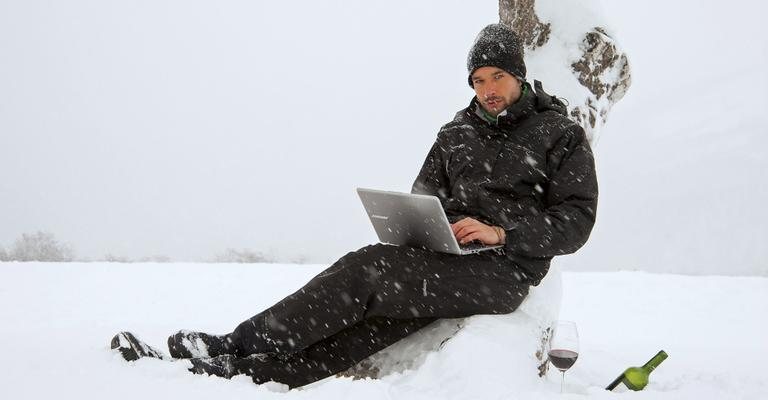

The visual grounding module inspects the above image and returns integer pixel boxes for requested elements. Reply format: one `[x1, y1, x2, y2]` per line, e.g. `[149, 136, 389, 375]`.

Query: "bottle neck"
[642, 350, 668, 372]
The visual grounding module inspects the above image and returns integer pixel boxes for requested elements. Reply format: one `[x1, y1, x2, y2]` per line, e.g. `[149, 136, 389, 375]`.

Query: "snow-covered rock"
[499, 0, 632, 144]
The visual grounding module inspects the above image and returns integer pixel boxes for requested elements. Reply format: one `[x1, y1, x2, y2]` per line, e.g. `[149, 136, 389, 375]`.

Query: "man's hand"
[451, 217, 505, 245]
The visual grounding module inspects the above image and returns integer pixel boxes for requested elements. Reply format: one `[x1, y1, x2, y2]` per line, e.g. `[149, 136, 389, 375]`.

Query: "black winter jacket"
[411, 82, 598, 285]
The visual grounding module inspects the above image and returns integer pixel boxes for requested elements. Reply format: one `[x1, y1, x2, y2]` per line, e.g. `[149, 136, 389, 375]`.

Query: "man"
[112, 23, 597, 389]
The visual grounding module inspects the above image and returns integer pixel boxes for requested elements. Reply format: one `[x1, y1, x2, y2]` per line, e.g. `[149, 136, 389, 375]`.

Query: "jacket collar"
[467, 81, 537, 131]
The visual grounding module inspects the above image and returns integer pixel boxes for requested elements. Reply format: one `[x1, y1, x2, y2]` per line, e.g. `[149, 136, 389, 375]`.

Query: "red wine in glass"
[548, 349, 579, 371]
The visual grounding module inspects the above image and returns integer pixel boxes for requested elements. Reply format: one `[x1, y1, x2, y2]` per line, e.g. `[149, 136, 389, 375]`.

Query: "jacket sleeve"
[411, 135, 451, 200]
[504, 124, 598, 258]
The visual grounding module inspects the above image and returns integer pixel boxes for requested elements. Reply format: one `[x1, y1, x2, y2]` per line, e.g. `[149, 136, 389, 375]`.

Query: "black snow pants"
[212, 243, 530, 387]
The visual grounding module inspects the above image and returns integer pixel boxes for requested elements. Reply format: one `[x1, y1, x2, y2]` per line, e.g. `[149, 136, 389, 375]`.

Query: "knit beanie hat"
[467, 24, 526, 87]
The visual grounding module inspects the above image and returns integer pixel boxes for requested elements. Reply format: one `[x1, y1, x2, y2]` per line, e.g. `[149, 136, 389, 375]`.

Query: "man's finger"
[456, 217, 476, 227]
[460, 224, 486, 240]
[460, 232, 480, 244]
[451, 218, 466, 235]
[451, 218, 472, 234]
[455, 224, 472, 238]
[456, 225, 480, 240]
[455, 224, 474, 238]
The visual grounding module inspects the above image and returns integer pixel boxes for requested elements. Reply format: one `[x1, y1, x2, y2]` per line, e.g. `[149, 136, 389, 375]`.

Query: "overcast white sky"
[1, 0, 766, 273]
[0, 0, 500, 262]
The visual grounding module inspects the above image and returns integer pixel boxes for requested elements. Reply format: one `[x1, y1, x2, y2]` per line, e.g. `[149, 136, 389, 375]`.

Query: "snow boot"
[111, 331, 167, 361]
[168, 330, 235, 359]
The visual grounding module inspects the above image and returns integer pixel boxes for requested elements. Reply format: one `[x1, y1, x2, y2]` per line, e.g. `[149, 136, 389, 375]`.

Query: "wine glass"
[548, 320, 579, 393]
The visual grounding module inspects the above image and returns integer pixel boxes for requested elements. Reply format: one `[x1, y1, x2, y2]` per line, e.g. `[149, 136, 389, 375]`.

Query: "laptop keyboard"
[459, 241, 489, 252]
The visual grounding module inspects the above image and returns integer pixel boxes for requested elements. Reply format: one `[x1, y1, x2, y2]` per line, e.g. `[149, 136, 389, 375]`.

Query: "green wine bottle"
[605, 350, 668, 391]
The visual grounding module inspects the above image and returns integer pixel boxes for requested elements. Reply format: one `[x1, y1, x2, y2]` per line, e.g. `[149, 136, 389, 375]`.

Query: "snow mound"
[342, 265, 562, 384]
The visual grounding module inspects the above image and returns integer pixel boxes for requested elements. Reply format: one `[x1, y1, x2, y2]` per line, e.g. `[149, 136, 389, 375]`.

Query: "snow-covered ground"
[1, 261, 765, 399]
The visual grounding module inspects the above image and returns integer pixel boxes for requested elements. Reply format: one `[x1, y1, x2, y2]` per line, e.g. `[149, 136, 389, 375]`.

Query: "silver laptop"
[356, 188, 503, 255]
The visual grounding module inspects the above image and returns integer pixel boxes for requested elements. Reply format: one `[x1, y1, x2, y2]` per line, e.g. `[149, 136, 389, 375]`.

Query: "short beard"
[481, 97, 506, 116]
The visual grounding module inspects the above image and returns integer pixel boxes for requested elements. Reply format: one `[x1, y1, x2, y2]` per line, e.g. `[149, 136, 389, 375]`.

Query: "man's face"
[470, 66, 522, 117]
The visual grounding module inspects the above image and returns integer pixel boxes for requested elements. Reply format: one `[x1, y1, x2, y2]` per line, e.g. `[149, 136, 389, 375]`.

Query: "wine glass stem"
[561, 371, 565, 393]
